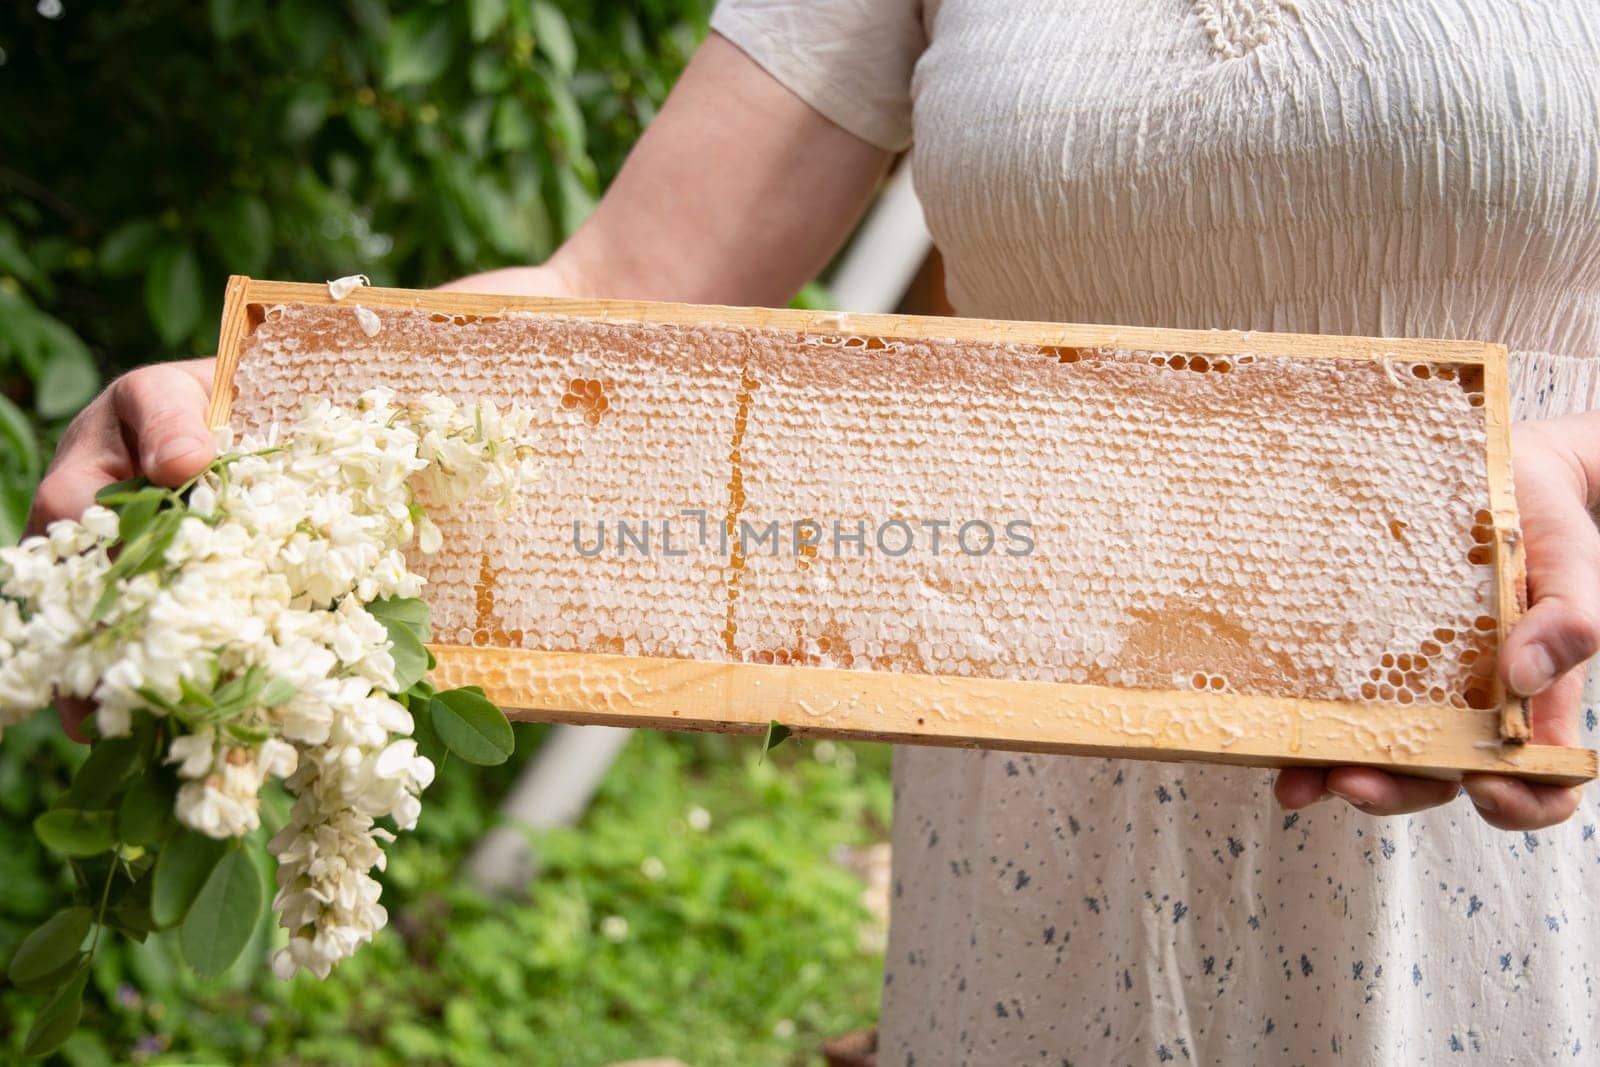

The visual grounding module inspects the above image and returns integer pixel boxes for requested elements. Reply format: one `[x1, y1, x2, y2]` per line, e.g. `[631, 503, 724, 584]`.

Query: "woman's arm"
[444, 33, 892, 305]
[27, 34, 891, 537]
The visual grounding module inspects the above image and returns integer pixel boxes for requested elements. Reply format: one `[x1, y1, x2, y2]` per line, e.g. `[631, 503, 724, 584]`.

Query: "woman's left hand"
[1276, 416, 1598, 830]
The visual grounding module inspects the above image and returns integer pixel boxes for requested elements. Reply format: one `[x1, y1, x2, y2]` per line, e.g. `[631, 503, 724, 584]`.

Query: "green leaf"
[177, 672, 217, 711]
[102, 508, 180, 587]
[383, 11, 455, 91]
[0, 394, 41, 476]
[454, 97, 493, 158]
[381, 615, 430, 692]
[6, 907, 91, 987]
[133, 686, 178, 715]
[492, 96, 536, 152]
[410, 695, 444, 766]
[0, 222, 42, 288]
[762, 720, 792, 760]
[544, 79, 586, 158]
[33, 809, 115, 857]
[152, 830, 229, 928]
[467, 0, 508, 41]
[104, 909, 155, 941]
[98, 219, 162, 277]
[180, 846, 264, 978]
[61, 732, 148, 809]
[114, 489, 165, 545]
[22, 965, 87, 1058]
[208, 0, 261, 40]
[94, 510, 183, 620]
[89, 571, 115, 612]
[505, 166, 553, 261]
[211, 194, 273, 275]
[367, 595, 431, 642]
[468, 49, 512, 94]
[277, 0, 340, 66]
[9, 952, 86, 995]
[94, 475, 151, 503]
[34, 342, 98, 421]
[0, 478, 28, 547]
[105, 866, 158, 938]
[212, 664, 266, 711]
[260, 676, 296, 707]
[145, 243, 204, 346]
[530, 1, 577, 77]
[346, 101, 383, 145]
[224, 721, 273, 744]
[429, 688, 514, 765]
[555, 164, 596, 236]
[118, 773, 175, 846]
[280, 81, 332, 143]
[128, 511, 182, 577]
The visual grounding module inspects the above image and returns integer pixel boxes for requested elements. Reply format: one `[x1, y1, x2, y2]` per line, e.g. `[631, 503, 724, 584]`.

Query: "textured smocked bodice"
[909, 2, 1600, 418]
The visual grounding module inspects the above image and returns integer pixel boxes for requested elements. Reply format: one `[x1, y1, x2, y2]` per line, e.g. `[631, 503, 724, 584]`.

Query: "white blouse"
[713, 1, 1600, 1062]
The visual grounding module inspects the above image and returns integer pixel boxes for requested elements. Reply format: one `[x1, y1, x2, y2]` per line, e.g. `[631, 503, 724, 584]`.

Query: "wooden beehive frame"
[210, 277, 1596, 786]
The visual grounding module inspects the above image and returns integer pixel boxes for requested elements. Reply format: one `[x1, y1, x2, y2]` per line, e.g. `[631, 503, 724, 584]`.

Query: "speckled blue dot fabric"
[885, 711, 1600, 1063]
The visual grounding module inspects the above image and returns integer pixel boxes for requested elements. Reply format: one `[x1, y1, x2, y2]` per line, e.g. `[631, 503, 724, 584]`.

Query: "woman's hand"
[1276, 416, 1596, 830]
[27, 359, 216, 536]
[26, 359, 216, 741]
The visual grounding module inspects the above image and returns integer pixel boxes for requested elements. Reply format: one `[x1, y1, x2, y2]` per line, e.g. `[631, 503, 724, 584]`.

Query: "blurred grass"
[7, 725, 891, 1066]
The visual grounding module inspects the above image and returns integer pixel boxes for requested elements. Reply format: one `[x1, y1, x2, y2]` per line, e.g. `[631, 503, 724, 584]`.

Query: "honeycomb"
[228, 302, 1504, 712]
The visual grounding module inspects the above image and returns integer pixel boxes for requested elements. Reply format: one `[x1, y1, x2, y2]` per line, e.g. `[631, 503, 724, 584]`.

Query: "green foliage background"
[0, 2, 888, 1063]
[0, 0, 706, 535]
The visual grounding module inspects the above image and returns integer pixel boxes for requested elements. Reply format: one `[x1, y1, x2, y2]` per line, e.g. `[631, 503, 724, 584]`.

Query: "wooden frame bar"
[209, 277, 1596, 786]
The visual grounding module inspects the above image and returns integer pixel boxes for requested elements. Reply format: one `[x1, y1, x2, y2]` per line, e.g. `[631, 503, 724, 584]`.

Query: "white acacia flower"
[0, 390, 538, 976]
[325, 274, 370, 301]
[168, 730, 299, 839]
[416, 515, 443, 554]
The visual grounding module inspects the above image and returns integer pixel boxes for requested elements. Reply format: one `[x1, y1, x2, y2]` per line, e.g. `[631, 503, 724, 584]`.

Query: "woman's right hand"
[27, 359, 217, 537]
[26, 358, 216, 741]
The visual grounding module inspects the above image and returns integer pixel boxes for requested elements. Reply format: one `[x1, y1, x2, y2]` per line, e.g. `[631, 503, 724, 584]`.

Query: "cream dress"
[713, 2, 1600, 1062]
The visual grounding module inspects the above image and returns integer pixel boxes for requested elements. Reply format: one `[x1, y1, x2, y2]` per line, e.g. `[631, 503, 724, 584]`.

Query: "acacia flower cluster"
[0, 389, 537, 985]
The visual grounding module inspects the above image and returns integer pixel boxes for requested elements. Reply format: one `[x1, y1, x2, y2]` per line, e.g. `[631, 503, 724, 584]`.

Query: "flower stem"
[88, 851, 117, 957]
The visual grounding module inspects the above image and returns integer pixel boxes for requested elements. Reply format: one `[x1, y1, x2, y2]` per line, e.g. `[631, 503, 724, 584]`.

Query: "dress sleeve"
[710, 0, 926, 151]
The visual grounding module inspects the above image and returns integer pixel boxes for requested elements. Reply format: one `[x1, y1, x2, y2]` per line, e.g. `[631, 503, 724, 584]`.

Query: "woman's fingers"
[1273, 765, 1458, 816]
[109, 360, 216, 486]
[1461, 774, 1583, 830]
[1522, 635, 1587, 749]
[29, 461, 131, 536]
[1423, 424, 1598, 831]
[1273, 767, 1328, 808]
[1499, 509, 1600, 698]
[1501, 424, 1600, 698]
[27, 360, 215, 536]
[1275, 762, 1580, 826]
[1323, 766, 1460, 815]
[1460, 669, 1587, 830]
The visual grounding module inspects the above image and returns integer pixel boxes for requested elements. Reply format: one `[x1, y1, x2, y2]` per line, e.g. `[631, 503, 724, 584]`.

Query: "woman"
[31, 2, 1600, 1061]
